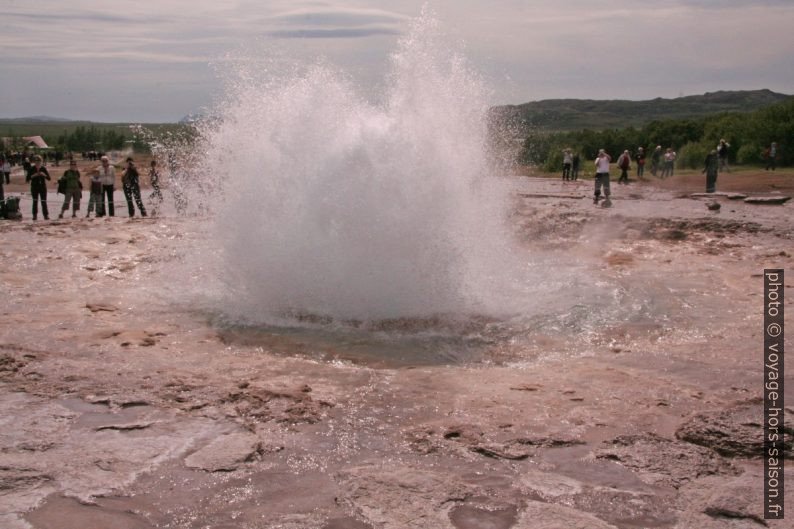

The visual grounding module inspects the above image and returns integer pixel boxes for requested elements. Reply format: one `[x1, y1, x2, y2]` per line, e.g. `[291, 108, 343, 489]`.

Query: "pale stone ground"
[0, 175, 792, 528]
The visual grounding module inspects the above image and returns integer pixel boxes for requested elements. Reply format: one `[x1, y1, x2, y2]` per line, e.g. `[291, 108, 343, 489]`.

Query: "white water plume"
[198, 13, 517, 324]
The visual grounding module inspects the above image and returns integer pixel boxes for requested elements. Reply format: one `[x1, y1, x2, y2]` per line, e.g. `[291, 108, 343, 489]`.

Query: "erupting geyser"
[198, 14, 516, 325]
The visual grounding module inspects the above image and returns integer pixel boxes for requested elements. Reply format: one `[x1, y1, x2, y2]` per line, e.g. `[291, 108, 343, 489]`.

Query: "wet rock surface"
[594, 432, 740, 487]
[675, 401, 794, 458]
[183, 432, 263, 472]
[0, 179, 792, 527]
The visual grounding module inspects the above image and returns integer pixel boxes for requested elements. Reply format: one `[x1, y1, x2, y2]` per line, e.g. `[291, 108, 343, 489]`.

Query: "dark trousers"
[31, 186, 49, 219]
[765, 159, 777, 171]
[562, 163, 571, 180]
[594, 172, 611, 198]
[637, 164, 644, 178]
[650, 160, 659, 176]
[706, 170, 717, 193]
[123, 183, 147, 217]
[100, 184, 115, 216]
[3, 172, 9, 184]
[618, 168, 629, 184]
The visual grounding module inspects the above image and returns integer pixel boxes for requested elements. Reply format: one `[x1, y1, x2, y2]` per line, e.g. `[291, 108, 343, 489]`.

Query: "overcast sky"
[1, 0, 792, 122]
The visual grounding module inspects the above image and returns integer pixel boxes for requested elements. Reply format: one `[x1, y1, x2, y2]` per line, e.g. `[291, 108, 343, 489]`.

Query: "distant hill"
[492, 89, 792, 133]
[0, 115, 77, 123]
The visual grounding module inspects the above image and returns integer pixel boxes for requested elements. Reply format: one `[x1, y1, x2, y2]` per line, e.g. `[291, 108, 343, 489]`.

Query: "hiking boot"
[602, 198, 613, 208]
[593, 195, 600, 205]
[58, 213, 64, 219]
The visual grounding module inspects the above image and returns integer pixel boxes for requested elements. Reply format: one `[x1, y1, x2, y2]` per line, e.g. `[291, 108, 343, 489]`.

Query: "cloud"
[264, 7, 408, 39]
[266, 27, 402, 39]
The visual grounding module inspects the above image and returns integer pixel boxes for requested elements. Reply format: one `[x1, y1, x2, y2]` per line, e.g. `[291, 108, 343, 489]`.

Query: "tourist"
[593, 149, 612, 207]
[121, 157, 147, 217]
[617, 150, 631, 184]
[661, 148, 676, 178]
[635, 147, 646, 179]
[25, 155, 51, 220]
[562, 148, 573, 181]
[572, 152, 581, 180]
[650, 145, 662, 177]
[703, 150, 718, 193]
[764, 142, 778, 171]
[148, 160, 163, 216]
[97, 155, 116, 217]
[717, 139, 730, 172]
[58, 160, 82, 218]
[1, 156, 10, 185]
[85, 168, 104, 218]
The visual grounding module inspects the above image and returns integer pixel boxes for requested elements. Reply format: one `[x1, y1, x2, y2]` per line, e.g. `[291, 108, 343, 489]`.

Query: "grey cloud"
[269, 9, 409, 27]
[263, 7, 407, 39]
[0, 10, 160, 24]
[266, 27, 402, 39]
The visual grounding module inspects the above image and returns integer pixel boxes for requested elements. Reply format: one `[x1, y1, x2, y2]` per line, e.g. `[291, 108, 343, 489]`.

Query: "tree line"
[519, 97, 794, 172]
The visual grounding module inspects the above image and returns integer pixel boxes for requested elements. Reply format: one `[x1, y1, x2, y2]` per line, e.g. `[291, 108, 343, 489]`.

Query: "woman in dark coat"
[703, 150, 718, 193]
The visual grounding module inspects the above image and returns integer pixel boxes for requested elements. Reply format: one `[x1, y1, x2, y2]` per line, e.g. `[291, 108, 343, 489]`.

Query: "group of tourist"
[9, 154, 161, 221]
[559, 139, 783, 208]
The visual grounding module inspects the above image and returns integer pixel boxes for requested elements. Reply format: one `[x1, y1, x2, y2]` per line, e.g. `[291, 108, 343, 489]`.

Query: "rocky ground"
[0, 172, 792, 528]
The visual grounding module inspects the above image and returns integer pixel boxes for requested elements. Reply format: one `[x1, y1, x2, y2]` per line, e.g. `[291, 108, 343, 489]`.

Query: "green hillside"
[493, 89, 791, 133]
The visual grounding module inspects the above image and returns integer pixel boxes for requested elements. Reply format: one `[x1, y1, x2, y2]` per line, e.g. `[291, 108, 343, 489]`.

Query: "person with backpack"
[617, 150, 631, 184]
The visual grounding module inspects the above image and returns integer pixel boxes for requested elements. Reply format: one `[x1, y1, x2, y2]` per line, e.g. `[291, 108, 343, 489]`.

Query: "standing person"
[703, 150, 719, 193]
[1, 156, 10, 184]
[717, 139, 730, 173]
[593, 149, 612, 207]
[562, 148, 573, 181]
[572, 152, 581, 180]
[650, 145, 662, 176]
[25, 155, 51, 220]
[121, 157, 147, 217]
[58, 160, 82, 218]
[765, 142, 778, 171]
[85, 168, 104, 218]
[97, 155, 116, 217]
[148, 159, 163, 216]
[662, 148, 676, 178]
[635, 147, 646, 179]
[617, 150, 631, 184]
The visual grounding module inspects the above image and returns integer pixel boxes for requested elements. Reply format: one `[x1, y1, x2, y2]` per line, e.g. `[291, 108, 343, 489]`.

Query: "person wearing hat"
[121, 157, 147, 217]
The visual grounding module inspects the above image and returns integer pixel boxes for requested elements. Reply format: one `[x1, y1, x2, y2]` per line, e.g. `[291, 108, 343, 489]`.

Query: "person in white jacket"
[594, 149, 612, 207]
[97, 155, 116, 217]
